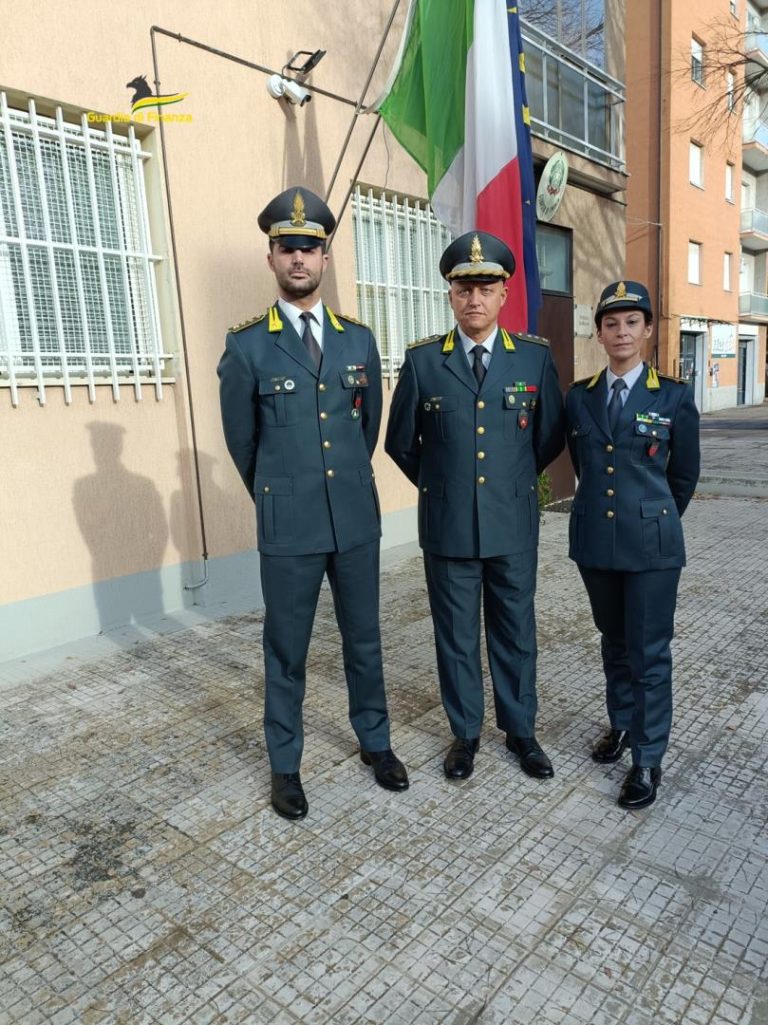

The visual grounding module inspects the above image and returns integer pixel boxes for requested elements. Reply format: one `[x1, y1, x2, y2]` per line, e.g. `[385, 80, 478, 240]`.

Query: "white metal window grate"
[352, 185, 454, 379]
[0, 92, 169, 406]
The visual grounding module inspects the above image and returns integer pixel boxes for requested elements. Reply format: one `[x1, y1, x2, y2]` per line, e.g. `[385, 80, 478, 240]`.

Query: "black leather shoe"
[443, 737, 480, 779]
[592, 728, 631, 764]
[270, 772, 308, 820]
[505, 735, 554, 778]
[618, 765, 661, 810]
[360, 749, 409, 791]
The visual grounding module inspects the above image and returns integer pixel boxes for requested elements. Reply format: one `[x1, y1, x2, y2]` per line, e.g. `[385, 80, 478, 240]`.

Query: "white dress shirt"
[606, 360, 644, 407]
[457, 323, 497, 372]
[277, 297, 325, 351]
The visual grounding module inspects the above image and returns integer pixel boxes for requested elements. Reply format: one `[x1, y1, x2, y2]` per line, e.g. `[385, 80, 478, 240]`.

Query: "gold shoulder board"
[408, 334, 442, 349]
[334, 310, 365, 327]
[229, 312, 266, 333]
[516, 331, 550, 346]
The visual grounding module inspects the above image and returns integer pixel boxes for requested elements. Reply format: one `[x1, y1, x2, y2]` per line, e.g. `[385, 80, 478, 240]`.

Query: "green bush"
[537, 472, 552, 521]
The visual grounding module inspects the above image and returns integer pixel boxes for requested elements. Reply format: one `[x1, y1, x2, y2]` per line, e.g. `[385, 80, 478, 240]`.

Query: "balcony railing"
[743, 119, 768, 147]
[740, 207, 768, 235]
[521, 25, 625, 171]
[745, 31, 768, 68]
[739, 291, 768, 317]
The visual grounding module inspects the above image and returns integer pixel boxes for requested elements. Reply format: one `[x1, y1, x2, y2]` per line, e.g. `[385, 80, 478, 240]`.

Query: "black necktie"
[608, 378, 627, 433]
[299, 311, 322, 370]
[471, 344, 486, 387]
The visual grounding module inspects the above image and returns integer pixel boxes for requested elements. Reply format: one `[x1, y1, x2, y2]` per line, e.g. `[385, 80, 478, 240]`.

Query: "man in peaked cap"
[566, 280, 699, 810]
[385, 230, 565, 782]
[218, 186, 408, 820]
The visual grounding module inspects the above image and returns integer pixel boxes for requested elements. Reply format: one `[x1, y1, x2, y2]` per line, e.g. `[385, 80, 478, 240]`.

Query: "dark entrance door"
[737, 339, 748, 405]
[679, 332, 698, 386]
[537, 294, 574, 502]
[535, 223, 574, 501]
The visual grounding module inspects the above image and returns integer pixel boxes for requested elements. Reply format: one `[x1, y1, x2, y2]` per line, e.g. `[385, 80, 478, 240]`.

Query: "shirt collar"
[606, 360, 644, 395]
[456, 323, 497, 355]
[277, 297, 324, 343]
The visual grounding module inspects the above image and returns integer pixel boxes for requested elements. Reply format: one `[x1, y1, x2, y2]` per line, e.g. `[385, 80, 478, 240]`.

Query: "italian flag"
[376, 0, 540, 332]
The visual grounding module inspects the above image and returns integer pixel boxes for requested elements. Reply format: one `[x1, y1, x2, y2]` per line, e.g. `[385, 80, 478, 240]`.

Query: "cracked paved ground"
[1, 409, 767, 1025]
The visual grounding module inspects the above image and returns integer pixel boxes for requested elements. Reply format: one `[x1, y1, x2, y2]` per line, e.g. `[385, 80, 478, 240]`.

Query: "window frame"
[723, 251, 732, 291]
[725, 162, 734, 202]
[688, 241, 702, 285]
[351, 184, 454, 380]
[0, 92, 169, 407]
[691, 37, 705, 86]
[689, 141, 704, 188]
[726, 70, 736, 113]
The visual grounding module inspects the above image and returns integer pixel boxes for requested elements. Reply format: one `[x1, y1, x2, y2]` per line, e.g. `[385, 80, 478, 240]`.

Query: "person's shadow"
[170, 448, 245, 610]
[73, 422, 174, 642]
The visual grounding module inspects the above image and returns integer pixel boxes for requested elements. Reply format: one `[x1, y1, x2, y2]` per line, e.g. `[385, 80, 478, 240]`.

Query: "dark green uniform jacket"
[218, 305, 382, 556]
[566, 365, 700, 571]
[385, 327, 565, 558]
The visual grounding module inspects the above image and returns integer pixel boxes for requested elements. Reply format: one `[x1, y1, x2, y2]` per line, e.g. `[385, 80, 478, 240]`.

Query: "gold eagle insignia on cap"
[291, 190, 306, 227]
[615, 281, 627, 299]
[469, 234, 484, 264]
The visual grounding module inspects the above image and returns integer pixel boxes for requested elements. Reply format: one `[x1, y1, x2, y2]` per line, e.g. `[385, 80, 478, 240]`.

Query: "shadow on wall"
[170, 447, 231, 569]
[73, 421, 184, 644]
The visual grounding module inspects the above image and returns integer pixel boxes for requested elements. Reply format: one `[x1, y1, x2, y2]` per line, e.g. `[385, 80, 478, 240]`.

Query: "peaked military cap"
[595, 280, 652, 324]
[258, 186, 335, 249]
[439, 230, 515, 282]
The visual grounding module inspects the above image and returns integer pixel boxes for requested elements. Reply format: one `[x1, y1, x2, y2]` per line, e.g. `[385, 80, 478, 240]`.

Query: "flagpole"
[324, 0, 403, 204]
[327, 114, 382, 254]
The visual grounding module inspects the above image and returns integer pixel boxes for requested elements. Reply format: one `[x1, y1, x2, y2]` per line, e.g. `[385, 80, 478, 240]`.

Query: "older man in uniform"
[218, 186, 408, 819]
[385, 231, 565, 781]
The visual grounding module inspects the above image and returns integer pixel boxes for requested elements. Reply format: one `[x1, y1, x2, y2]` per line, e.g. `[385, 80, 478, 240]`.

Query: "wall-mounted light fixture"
[266, 49, 327, 107]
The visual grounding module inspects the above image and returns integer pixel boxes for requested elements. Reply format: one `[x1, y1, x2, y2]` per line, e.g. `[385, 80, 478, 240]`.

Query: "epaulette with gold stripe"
[229, 311, 267, 333]
[578, 369, 604, 390]
[516, 331, 550, 346]
[325, 307, 345, 333]
[568, 374, 596, 389]
[331, 309, 365, 327]
[408, 334, 442, 349]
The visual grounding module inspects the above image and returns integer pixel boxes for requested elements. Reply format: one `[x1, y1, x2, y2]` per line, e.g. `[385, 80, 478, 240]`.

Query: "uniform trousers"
[578, 567, 681, 767]
[259, 540, 391, 772]
[423, 550, 538, 740]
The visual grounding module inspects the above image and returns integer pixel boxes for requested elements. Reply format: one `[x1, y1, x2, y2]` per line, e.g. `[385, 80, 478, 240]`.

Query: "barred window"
[352, 185, 453, 376]
[0, 92, 169, 406]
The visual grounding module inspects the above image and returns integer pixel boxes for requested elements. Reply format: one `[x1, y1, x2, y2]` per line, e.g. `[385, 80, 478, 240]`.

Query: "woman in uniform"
[566, 281, 700, 809]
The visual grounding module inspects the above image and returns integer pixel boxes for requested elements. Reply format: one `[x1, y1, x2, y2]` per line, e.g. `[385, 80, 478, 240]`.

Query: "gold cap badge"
[615, 281, 627, 299]
[291, 190, 306, 227]
[469, 234, 484, 264]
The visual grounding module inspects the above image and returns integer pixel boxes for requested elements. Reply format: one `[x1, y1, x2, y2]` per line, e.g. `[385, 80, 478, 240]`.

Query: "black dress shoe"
[360, 749, 409, 791]
[505, 735, 554, 778]
[270, 772, 308, 820]
[592, 728, 631, 764]
[443, 737, 480, 779]
[618, 765, 661, 810]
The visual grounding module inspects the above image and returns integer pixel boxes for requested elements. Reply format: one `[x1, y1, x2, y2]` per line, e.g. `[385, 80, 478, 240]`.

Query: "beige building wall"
[1, 1, 626, 660]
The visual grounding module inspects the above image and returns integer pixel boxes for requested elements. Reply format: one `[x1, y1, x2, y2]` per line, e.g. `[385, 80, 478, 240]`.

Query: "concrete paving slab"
[1, 420, 768, 1024]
